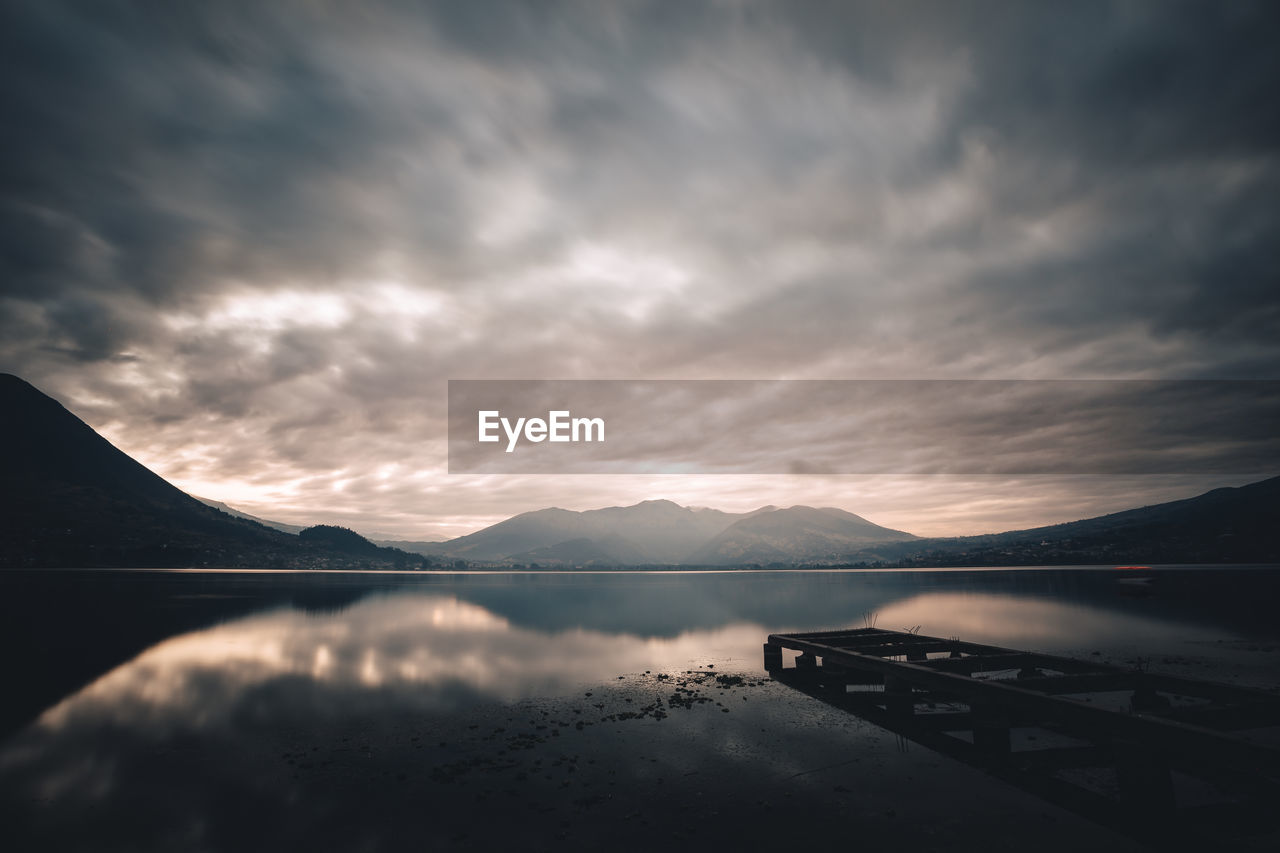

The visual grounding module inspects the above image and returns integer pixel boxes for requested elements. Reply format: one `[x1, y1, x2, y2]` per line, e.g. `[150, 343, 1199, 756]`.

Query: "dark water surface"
[2, 567, 1278, 851]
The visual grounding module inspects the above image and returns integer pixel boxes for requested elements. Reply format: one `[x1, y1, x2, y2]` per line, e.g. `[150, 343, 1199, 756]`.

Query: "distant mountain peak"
[426, 497, 919, 565]
[687, 504, 917, 565]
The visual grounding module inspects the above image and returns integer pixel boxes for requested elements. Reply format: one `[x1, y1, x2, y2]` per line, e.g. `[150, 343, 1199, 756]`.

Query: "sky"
[2, 1, 1278, 540]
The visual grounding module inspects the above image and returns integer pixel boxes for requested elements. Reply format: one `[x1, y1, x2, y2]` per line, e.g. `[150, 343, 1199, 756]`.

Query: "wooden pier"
[765, 627, 1280, 847]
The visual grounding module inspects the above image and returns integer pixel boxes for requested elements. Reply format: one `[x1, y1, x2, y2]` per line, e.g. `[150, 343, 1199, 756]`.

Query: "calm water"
[2, 567, 1278, 851]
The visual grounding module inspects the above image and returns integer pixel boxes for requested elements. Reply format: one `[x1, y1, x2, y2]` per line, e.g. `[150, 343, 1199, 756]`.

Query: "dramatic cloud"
[2, 1, 1277, 536]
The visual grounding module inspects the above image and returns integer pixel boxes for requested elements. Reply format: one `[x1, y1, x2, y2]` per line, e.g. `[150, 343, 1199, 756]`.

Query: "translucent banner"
[447, 379, 1280, 475]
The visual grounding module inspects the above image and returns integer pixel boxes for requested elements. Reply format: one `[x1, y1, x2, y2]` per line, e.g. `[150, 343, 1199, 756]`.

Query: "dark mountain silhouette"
[689, 506, 917, 565]
[844, 476, 1280, 567]
[579, 500, 758, 561]
[429, 499, 751, 563]
[427, 480, 1277, 568]
[0, 374, 419, 569]
[4, 373, 1274, 569]
[507, 534, 654, 567]
[426, 499, 916, 565]
[298, 525, 392, 557]
[429, 507, 595, 561]
[197, 498, 444, 553]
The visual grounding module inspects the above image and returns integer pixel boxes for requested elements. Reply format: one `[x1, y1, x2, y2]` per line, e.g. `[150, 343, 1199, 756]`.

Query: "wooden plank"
[768, 630, 1280, 775]
[917, 653, 1123, 678]
[784, 629, 1144, 675]
[1009, 744, 1111, 771]
[783, 627, 898, 642]
[811, 635, 1002, 656]
[1007, 672, 1141, 695]
[920, 653, 1046, 674]
[789, 629, 1005, 653]
[843, 640, 960, 657]
[769, 642, 1280, 847]
[894, 711, 973, 731]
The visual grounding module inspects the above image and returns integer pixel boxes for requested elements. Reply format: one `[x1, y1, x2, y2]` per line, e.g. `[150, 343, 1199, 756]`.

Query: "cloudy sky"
[3, 1, 1278, 539]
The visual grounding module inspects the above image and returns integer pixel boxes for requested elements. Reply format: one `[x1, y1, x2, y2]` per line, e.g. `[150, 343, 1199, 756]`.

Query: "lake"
[2, 566, 1278, 851]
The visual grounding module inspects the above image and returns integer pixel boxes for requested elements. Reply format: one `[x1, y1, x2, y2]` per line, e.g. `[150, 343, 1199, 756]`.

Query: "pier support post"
[819, 661, 850, 697]
[971, 702, 1011, 753]
[763, 643, 783, 673]
[795, 652, 818, 672]
[884, 675, 915, 716]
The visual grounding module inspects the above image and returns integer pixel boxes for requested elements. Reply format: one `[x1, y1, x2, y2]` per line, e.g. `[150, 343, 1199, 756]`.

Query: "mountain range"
[1, 373, 1276, 569]
[413, 500, 916, 566]
[867, 476, 1280, 568]
[410, 480, 1278, 567]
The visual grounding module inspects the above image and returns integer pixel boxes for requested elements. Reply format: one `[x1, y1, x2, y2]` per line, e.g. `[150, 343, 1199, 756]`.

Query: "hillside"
[431, 499, 749, 563]
[507, 534, 655, 567]
[0, 374, 421, 569]
[4, 373, 1273, 570]
[836, 477, 1280, 567]
[689, 506, 917, 565]
[428, 481, 1278, 568]
[425, 500, 918, 566]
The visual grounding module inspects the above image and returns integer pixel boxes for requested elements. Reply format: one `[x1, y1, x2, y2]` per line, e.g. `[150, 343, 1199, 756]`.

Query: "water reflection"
[871, 592, 1223, 650]
[33, 594, 767, 734]
[3, 569, 1276, 852]
[26, 586, 1235, 741]
[2, 567, 1277, 738]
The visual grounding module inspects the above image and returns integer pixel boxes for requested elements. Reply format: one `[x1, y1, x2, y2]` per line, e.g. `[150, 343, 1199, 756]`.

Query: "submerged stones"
[417, 669, 770, 788]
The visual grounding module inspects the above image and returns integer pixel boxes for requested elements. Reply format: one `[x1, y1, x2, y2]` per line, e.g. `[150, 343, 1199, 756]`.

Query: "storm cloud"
[2, 1, 1277, 537]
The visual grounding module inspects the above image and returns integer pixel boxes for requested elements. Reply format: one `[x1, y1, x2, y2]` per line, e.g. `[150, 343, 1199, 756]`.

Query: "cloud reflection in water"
[32, 594, 766, 734]
[0, 573, 1259, 853]
[872, 591, 1222, 649]
[22, 583, 1225, 740]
